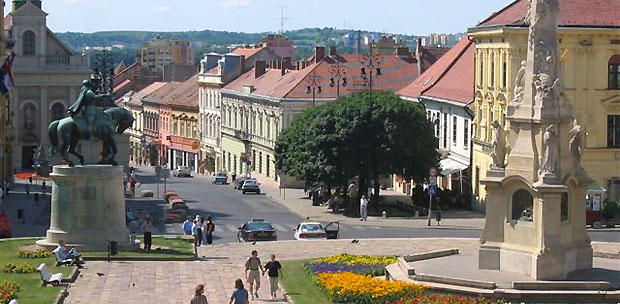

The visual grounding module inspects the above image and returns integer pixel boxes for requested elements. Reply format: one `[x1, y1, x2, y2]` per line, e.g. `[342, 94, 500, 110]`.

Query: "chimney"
[255, 60, 266, 78]
[315, 46, 325, 63]
[396, 47, 409, 57]
[296, 61, 300, 70]
[329, 46, 337, 57]
[356, 30, 362, 54]
[416, 38, 424, 74]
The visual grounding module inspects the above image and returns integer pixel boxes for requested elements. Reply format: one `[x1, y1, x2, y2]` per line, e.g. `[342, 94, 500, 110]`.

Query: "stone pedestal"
[36, 165, 130, 250]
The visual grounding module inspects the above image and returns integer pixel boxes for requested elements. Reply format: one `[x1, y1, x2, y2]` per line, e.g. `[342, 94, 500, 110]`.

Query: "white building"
[5, 0, 90, 170]
[398, 38, 475, 205]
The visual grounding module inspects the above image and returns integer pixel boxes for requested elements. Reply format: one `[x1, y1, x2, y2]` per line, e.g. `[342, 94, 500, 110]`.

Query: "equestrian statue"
[48, 79, 134, 166]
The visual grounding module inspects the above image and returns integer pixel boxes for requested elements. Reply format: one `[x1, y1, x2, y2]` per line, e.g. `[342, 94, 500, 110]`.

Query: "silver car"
[241, 179, 260, 194]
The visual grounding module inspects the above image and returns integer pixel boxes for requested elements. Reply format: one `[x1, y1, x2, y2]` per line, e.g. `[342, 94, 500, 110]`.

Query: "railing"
[45, 55, 70, 65]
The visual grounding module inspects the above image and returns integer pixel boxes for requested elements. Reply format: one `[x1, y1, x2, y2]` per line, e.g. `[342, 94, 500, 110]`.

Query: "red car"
[0, 212, 11, 238]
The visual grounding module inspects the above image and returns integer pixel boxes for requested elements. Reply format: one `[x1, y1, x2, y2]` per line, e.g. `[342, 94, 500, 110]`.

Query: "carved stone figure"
[540, 124, 559, 176]
[512, 60, 527, 104]
[569, 119, 585, 172]
[491, 120, 507, 168]
[532, 72, 559, 107]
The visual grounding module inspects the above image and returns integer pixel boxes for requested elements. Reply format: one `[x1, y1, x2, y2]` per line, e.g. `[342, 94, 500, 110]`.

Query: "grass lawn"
[0, 239, 75, 304]
[280, 260, 331, 304]
[82, 236, 194, 259]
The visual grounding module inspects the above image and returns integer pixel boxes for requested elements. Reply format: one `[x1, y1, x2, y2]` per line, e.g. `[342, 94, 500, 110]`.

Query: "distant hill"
[56, 28, 461, 66]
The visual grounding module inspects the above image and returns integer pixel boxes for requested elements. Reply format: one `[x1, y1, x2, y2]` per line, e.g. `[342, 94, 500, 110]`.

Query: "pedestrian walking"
[25, 183, 30, 196]
[228, 279, 249, 304]
[231, 171, 236, 183]
[244, 250, 264, 300]
[195, 215, 203, 246]
[360, 194, 369, 221]
[190, 284, 209, 304]
[181, 216, 193, 235]
[128, 219, 139, 245]
[129, 177, 137, 196]
[191, 219, 200, 257]
[205, 216, 215, 245]
[41, 181, 46, 194]
[436, 209, 442, 226]
[141, 216, 153, 251]
[263, 254, 283, 300]
[34, 192, 39, 205]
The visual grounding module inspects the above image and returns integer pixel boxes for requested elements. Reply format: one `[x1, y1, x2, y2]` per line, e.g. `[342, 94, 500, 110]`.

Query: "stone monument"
[479, 0, 592, 280]
[37, 79, 135, 250]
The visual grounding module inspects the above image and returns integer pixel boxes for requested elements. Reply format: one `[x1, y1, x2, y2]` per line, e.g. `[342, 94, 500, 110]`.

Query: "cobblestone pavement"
[64, 238, 480, 304]
[62, 238, 620, 304]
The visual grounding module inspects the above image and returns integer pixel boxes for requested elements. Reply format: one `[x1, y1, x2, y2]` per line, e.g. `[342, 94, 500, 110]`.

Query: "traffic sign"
[427, 185, 437, 195]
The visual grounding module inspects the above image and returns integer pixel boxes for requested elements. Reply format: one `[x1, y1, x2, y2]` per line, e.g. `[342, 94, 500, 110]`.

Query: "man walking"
[205, 216, 215, 245]
[245, 250, 264, 300]
[360, 194, 369, 221]
[181, 216, 193, 235]
[263, 254, 283, 300]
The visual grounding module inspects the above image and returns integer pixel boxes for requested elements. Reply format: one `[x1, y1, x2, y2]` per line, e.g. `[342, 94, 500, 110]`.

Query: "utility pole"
[274, 5, 290, 35]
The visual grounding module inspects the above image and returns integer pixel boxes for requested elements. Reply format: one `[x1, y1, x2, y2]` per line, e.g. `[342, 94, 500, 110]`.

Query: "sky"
[5, 0, 513, 35]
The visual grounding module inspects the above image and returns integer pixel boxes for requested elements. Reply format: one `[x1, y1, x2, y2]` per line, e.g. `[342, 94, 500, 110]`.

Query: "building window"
[22, 30, 36, 56]
[51, 103, 65, 122]
[501, 61, 507, 88]
[478, 55, 483, 86]
[234, 155, 237, 173]
[173, 119, 178, 135]
[259, 152, 263, 174]
[608, 115, 620, 148]
[609, 55, 620, 90]
[266, 155, 270, 177]
[252, 150, 256, 170]
[512, 189, 533, 222]
[442, 113, 448, 148]
[452, 116, 457, 146]
[464, 119, 469, 149]
[227, 152, 231, 172]
[474, 166, 480, 197]
[489, 53, 495, 87]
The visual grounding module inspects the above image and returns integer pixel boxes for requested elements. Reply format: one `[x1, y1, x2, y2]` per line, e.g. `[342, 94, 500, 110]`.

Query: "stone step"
[403, 248, 459, 262]
[513, 281, 611, 291]
[413, 273, 497, 290]
[385, 263, 412, 283]
[397, 256, 415, 276]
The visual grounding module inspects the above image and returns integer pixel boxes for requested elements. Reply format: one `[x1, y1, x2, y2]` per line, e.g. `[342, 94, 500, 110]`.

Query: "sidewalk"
[63, 238, 619, 304]
[253, 175, 485, 230]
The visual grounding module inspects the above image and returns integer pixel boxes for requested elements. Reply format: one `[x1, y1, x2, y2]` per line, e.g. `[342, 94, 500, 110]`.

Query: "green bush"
[3, 262, 36, 274]
[16, 249, 52, 259]
[601, 200, 619, 220]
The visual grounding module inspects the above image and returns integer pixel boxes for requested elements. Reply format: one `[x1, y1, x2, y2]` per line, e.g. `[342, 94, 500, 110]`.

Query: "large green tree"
[275, 90, 439, 201]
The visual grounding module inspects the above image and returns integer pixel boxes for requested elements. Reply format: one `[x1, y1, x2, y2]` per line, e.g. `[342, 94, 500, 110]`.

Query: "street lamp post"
[90, 47, 115, 95]
[329, 62, 348, 98]
[358, 48, 382, 199]
[306, 70, 322, 106]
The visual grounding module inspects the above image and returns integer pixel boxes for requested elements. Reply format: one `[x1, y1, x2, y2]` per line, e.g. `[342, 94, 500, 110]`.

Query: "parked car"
[237, 219, 277, 242]
[0, 212, 11, 238]
[212, 172, 228, 184]
[241, 179, 260, 194]
[294, 221, 339, 240]
[174, 166, 191, 177]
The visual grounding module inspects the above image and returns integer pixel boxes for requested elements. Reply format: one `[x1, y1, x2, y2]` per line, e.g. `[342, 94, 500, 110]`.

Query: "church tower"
[13, 0, 41, 11]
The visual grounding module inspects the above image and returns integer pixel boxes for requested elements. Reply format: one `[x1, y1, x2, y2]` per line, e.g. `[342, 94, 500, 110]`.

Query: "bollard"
[382, 211, 387, 218]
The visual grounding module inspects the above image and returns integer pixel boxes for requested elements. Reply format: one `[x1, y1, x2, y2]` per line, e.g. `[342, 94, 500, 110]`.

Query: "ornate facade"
[5, 1, 90, 171]
[469, 0, 620, 209]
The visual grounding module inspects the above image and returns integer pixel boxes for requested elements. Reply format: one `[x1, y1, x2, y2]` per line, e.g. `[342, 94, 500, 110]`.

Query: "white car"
[174, 166, 191, 177]
[293, 222, 327, 240]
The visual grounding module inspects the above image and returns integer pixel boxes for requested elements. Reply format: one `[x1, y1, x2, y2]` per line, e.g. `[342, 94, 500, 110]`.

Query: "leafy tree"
[275, 90, 439, 205]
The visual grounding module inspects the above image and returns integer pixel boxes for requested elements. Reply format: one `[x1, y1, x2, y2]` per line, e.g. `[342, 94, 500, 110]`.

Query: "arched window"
[512, 189, 534, 222]
[22, 30, 36, 56]
[51, 103, 65, 121]
[608, 55, 620, 90]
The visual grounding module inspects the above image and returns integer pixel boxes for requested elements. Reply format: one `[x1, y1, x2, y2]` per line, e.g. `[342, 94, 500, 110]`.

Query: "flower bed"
[393, 294, 504, 304]
[3, 263, 36, 274]
[0, 280, 20, 304]
[317, 272, 424, 304]
[16, 249, 51, 259]
[308, 254, 397, 276]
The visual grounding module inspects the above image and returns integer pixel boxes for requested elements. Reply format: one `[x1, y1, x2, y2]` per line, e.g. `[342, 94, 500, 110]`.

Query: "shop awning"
[440, 158, 468, 175]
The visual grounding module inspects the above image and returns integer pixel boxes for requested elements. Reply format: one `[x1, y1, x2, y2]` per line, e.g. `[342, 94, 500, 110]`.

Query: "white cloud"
[219, 0, 250, 9]
[152, 6, 172, 12]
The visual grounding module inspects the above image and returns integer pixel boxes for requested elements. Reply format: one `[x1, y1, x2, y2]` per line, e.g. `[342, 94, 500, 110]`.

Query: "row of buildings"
[1, 0, 617, 212]
[121, 0, 619, 210]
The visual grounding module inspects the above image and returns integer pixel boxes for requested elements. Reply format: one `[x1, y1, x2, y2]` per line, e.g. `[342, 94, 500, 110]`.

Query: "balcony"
[45, 55, 70, 65]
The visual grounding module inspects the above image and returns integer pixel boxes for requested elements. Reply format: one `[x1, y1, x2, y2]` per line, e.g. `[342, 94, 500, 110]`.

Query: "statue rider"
[67, 79, 109, 139]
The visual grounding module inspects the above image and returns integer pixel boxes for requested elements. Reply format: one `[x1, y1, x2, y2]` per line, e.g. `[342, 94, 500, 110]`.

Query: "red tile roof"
[399, 38, 474, 104]
[120, 82, 167, 106]
[113, 79, 132, 92]
[232, 47, 265, 59]
[143, 82, 183, 105]
[164, 74, 200, 108]
[223, 54, 419, 99]
[477, 0, 620, 28]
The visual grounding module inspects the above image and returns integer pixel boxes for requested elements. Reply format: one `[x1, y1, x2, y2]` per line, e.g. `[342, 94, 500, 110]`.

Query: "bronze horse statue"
[48, 106, 134, 166]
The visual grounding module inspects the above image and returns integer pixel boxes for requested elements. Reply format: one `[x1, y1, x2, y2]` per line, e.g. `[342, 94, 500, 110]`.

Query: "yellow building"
[140, 38, 194, 72]
[469, 0, 620, 210]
